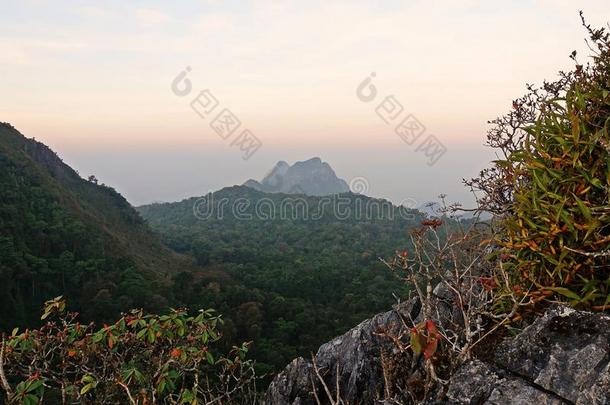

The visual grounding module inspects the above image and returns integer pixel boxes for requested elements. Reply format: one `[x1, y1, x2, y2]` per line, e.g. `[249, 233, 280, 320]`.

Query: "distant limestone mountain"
[243, 157, 350, 196]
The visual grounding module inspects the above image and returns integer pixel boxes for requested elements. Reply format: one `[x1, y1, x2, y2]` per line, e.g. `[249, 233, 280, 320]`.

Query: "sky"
[2, 0, 609, 207]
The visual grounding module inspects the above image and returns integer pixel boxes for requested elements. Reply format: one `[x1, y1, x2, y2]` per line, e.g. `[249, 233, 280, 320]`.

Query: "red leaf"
[478, 277, 497, 291]
[423, 320, 439, 360]
[425, 320, 437, 334]
[423, 337, 438, 360]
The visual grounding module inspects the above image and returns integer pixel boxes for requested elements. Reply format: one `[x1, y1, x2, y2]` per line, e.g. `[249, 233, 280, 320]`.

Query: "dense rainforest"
[138, 188, 423, 373]
[0, 122, 425, 377]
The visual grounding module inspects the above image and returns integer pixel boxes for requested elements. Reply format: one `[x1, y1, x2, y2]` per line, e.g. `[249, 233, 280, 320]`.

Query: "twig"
[311, 356, 338, 405]
[116, 380, 136, 405]
[0, 337, 13, 398]
[335, 363, 340, 404]
[564, 246, 610, 258]
[380, 350, 391, 400]
[310, 375, 322, 405]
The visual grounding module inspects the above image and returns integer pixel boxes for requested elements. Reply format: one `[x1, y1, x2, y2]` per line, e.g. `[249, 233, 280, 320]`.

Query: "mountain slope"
[244, 157, 350, 196]
[0, 123, 197, 328]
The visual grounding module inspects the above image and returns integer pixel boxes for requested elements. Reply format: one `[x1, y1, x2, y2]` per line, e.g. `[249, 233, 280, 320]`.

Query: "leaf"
[573, 195, 592, 221]
[532, 170, 547, 192]
[591, 178, 603, 188]
[410, 329, 422, 355]
[26, 379, 43, 393]
[181, 389, 194, 403]
[81, 375, 95, 384]
[147, 328, 156, 344]
[423, 320, 439, 360]
[23, 394, 39, 405]
[157, 379, 167, 394]
[547, 287, 582, 301]
[134, 369, 145, 384]
[425, 319, 438, 335]
[423, 337, 438, 360]
[80, 382, 96, 395]
[206, 351, 215, 365]
[80, 375, 97, 395]
[121, 369, 134, 384]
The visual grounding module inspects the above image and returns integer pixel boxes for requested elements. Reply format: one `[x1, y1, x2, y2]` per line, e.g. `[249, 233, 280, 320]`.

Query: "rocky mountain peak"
[244, 157, 349, 196]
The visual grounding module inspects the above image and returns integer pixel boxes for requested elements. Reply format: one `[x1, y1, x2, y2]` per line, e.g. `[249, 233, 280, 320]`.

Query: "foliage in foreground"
[468, 14, 610, 311]
[0, 297, 258, 404]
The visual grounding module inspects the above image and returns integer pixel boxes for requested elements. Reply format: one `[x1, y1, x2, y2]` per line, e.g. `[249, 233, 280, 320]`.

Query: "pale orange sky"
[2, 0, 609, 205]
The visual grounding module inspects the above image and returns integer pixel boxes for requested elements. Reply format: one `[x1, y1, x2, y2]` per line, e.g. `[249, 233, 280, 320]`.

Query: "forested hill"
[138, 186, 423, 271]
[137, 187, 424, 373]
[0, 123, 198, 329]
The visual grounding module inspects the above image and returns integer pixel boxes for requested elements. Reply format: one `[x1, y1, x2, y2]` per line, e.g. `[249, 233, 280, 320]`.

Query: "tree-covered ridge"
[0, 123, 196, 329]
[138, 187, 424, 373]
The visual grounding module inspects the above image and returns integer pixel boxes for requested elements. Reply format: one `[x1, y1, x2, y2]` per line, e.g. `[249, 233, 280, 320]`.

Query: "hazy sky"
[2, 0, 609, 207]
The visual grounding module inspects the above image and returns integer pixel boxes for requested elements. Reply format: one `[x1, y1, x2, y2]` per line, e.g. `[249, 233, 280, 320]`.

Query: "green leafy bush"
[470, 14, 610, 311]
[0, 297, 258, 404]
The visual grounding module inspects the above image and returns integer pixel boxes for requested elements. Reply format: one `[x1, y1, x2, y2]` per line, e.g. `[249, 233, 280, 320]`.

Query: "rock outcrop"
[266, 299, 420, 404]
[445, 360, 570, 404]
[266, 304, 610, 404]
[244, 158, 350, 196]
